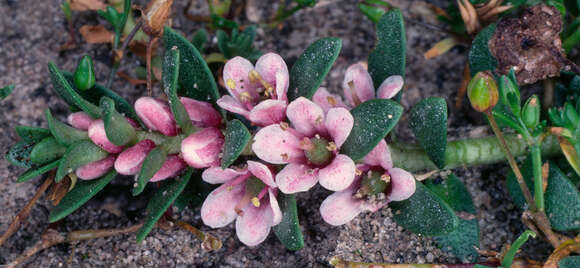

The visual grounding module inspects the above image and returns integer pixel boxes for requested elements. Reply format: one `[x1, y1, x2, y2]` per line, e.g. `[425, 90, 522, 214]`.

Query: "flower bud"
[150, 155, 187, 182]
[467, 71, 498, 113]
[135, 97, 177, 136]
[67, 112, 94, 130]
[76, 155, 116, 180]
[74, 55, 96, 90]
[522, 95, 540, 129]
[180, 97, 222, 128]
[143, 0, 173, 36]
[114, 139, 156, 175]
[181, 128, 224, 168]
[88, 120, 125, 153]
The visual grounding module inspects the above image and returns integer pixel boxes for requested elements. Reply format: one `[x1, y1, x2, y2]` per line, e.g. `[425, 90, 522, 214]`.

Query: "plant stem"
[174, 220, 222, 251]
[146, 37, 159, 96]
[531, 144, 544, 211]
[105, 20, 143, 89]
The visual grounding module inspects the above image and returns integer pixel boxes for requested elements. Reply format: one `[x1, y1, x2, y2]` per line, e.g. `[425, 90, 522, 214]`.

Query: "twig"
[0, 173, 54, 247]
[105, 20, 144, 89]
[543, 236, 580, 268]
[146, 36, 159, 96]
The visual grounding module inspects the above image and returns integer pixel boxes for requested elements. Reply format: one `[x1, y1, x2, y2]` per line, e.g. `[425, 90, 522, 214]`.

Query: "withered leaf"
[79, 25, 114, 44]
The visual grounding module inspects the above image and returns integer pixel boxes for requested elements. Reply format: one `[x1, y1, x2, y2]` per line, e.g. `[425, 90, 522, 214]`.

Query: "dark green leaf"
[468, 24, 497, 77]
[163, 47, 195, 135]
[133, 147, 167, 196]
[368, 9, 406, 90]
[6, 141, 35, 168]
[101, 97, 136, 146]
[0, 84, 15, 99]
[49, 171, 116, 222]
[425, 174, 475, 213]
[48, 62, 101, 118]
[18, 160, 60, 183]
[390, 182, 459, 236]
[341, 99, 403, 160]
[358, 3, 386, 23]
[434, 219, 479, 262]
[559, 256, 580, 268]
[191, 28, 209, 53]
[409, 97, 447, 169]
[15, 126, 51, 143]
[221, 120, 251, 169]
[136, 168, 193, 242]
[55, 140, 109, 182]
[273, 193, 304, 250]
[30, 137, 67, 165]
[74, 55, 96, 91]
[174, 172, 212, 211]
[46, 109, 88, 146]
[287, 37, 342, 101]
[163, 27, 219, 101]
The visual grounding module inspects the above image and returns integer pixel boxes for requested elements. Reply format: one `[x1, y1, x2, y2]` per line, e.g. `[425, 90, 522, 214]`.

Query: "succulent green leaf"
[273, 193, 304, 250]
[49, 171, 116, 222]
[163, 47, 195, 135]
[55, 140, 109, 183]
[287, 37, 342, 101]
[368, 8, 406, 90]
[101, 97, 136, 146]
[468, 24, 497, 77]
[559, 256, 580, 268]
[48, 62, 101, 118]
[30, 137, 67, 165]
[136, 168, 193, 242]
[133, 147, 167, 196]
[390, 182, 459, 236]
[191, 28, 209, 53]
[15, 126, 51, 143]
[409, 97, 448, 169]
[424, 174, 475, 213]
[358, 3, 386, 23]
[163, 27, 219, 101]
[46, 109, 88, 146]
[0, 84, 15, 100]
[341, 99, 403, 160]
[17, 160, 61, 183]
[74, 55, 96, 91]
[221, 120, 251, 169]
[6, 141, 35, 168]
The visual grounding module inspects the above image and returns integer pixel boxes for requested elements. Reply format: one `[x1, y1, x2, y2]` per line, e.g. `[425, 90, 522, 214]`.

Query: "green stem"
[531, 145, 545, 211]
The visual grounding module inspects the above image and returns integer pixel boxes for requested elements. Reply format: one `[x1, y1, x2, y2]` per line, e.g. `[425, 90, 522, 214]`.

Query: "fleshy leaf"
[273, 193, 304, 250]
[30, 137, 67, 165]
[163, 47, 195, 135]
[101, 97, 136, 146]
[425, 174, 475, 214]
[0, 84, 15, 99]
[559, 256, 580, 268]
[55, 140, 109, 182]
[49, 171, 116, 222]
[48, 62, 101, 118]
[341, 99, 403, 160]
[136, 168, 193, 242]
[221, 119, 251, 169]
[174, 172, 212, 211]
[287, 37, 342, 101]
[6, 141, 35, 168]
[133, 147, 167, 196]
[409, 97, 447, 169]
[17, 160, 61, 183]
[15, 126, 51, 143]
[191, 28, 208, 53]
[46, 109, 88, 146]
[468, 24, 497, 77]
[163, 27, 219, 101]
[74, 55, 96, 91]
[390, 182, 459, 236]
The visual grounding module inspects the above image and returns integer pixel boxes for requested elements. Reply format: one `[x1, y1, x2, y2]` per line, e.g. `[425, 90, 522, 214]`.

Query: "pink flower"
[313, 63, 404, 112]
[67, 112, 94, 130]
[88, 119, 125, 153]
[217, 53, 289, 126]
[181, 127, 224, 168]
[180, 97, 222, 128]
[319, 140, 416, 226]
[252, 97, 356, 193]
[150, 155, 188, 182]
[135, 97, 178, 136]
[76, 155, 116, 180]
[200, 161, 282, 246]
[114, 139, 156, 175]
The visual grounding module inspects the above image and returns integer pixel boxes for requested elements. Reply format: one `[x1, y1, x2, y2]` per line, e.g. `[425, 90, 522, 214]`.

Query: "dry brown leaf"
[424, 37, 460, 59]
[69, 0, 107, 11]
[143, 0, 174, 36]
[79, 25, 114, 44]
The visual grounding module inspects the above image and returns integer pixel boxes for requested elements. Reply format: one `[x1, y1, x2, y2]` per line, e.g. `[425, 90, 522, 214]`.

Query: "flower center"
[357, 170, 390, 197]
[300, 135, 335, 166]
[234, 177, 267, 216]
[249, 70, 277, 99]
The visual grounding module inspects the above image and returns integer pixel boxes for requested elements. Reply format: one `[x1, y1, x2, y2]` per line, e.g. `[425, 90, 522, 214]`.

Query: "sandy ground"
[0, 0, 553, 266]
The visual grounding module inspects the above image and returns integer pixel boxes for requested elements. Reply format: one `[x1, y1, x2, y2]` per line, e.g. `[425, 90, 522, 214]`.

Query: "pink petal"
[201, 182, 245, 228]
[67, 112, 94, 130]
[343, 64, 375, 107]
[318, 154, 356, 191]
[252, 124, 304, 164]
[181, 127, 224, 168]
[275, 71, 289, 102]
[126, 118, 140, 129]
[76, 155, 115, 180]
[249, 99, 287, 126]
[235, 200, 272, 246]
[319, 184, 363, 226]
[202, 166, 248, 184]
[223, 56, 259, 101]
[180, 97, 222, 128]
[216, 95, 250, 118]
[376, 75, 404, 100]
[275, 163, 318, 194]
[88, 119, 124, 153]
[387, 168, 416, 201]
[255, 53, 289, 101]
[134, 97, 177, 136]
[150, 155, 188, 182]
[247, 160, 276, 188]
[114, 139, 156, 175]
[286, 97, 326, 137]
[268, 189, 282, 225]
[363, 139, 393, 169]
[312, 87, 348, 113]
[324, 107, 353, 148]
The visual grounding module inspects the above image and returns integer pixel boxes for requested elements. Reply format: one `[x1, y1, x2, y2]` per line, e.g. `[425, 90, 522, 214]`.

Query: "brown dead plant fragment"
[541, 162, 549, 193]
[489, 5, 580, 85]
[543, 236, 580, 268]
[142, 0, 173, 37]
[79, 25, 114, 44]
[457, 0, 512, 35]
[69, 0, 106, 11]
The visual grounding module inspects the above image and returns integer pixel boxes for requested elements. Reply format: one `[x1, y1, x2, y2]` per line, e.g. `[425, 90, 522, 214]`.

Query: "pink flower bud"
[88, 120, 124, 153]
[126, 118, 140, 129]
[67, 112, 94, 130]
[76, 155, 116, 180]
[180, 97, 222, 128]
[114, 139, 156, 175]
[150, 155, 188, 182]
[181, 127, 224, 168]
[134, 97, 177, 136]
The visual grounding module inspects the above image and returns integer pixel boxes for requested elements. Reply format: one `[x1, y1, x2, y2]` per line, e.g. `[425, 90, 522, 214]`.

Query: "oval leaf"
[55, 140, 109, 182]
[368, 9, 406, 90]
[46, 109, 88, 146]
[18, 160, 61, 183]
[560, 256, 580, 268]
[0, 84, 15, 99]
[273, 193, 304, 250]
[287, 37, 342, 101]
[101, 97, 136, 146]
[221, 119, 251, 169]
[132, 147, 167, 196]
[30, 137, 67, 165]
[6, 141, 35, 168]
[48, 62, 101, 118]
[49, 171, 116, 222]
[15, 125, 51, 143]
[468, 24, 497, 77]
[409, 97, 448, 169]
[341, 99, 403, 160]
[163, 47, 195, 135]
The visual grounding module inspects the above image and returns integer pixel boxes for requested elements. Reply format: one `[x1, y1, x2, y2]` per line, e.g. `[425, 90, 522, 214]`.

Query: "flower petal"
[343, 63, 374, 107]
[201, 182, 245, 228]
[275, 71, 289, 102]
[363, 139, 393, 169]
[255, 53, 289, 101]
[202, 166, 248, 184]
[150, 155, 188, 182]
[325, 107, 353, 148]
[223, 56, 259, 100]
[88, 119, 124, 153]
[249, 99, 287, 126]
[387, 168, 416, 201]
[76, 155, 115, 180]
[181, 127, 224, 168]
[312, 87, 348, 113]
[134, 97, 177, 136]
[252, 124, 304, 164]
[247, 160, 276, 188]
[376, 75, 404, 100]
[235, 200, 272, 247]
[286, 97, 325, 136]
[67, 112, 94, 130]
[216, 95, 250, 118]
[318, 154, 356, 191]
[319, 184, 363, 226]
[275, 163, 318, 194]
[269, 189, 282, 225]
[180, 97, 222, 128]
[114, 139, 156, 175]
